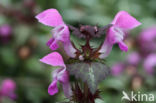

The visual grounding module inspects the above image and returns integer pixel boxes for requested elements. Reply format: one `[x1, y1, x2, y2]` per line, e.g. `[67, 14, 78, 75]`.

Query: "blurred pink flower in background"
[111, 63, 125, 76]
[40, 52, 72, 98]
[127, 52, 141, 66]
[0, 24, 12, 37]
[138, 27, 156, 56]
[0, 79, 16, 100]
[143, 54, 156, 74]
[111, 52, 141, 76]
[0, 24, 12, 43]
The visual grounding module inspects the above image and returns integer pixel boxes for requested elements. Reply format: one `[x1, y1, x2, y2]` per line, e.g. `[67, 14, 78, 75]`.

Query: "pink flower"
[127, 52, 141, 66]
[0, 24, 12, 37]
[0, 79, 16, 100]
[36, 9, 76, 58]
[143, 54, 156, 74]
[40, 52, 72, 98]
[99, 11, 141, 58]
[111, 63, 124, 76]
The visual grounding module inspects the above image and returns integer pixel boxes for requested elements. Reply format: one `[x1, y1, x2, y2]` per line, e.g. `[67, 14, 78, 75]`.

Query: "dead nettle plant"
[36, 9, 141, 103]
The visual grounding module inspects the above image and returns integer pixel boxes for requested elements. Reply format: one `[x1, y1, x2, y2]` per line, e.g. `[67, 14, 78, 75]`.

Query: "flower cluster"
[111, 26, 156, 76]
[36, 8, 141, 99]
[111, 52, 140, 76]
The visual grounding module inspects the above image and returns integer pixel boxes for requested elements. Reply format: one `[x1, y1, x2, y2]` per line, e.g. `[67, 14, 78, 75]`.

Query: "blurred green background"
[0, 0, 156, 103]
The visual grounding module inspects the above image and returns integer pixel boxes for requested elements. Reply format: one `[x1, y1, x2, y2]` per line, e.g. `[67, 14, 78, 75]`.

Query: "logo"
[122, 91, 155, 102]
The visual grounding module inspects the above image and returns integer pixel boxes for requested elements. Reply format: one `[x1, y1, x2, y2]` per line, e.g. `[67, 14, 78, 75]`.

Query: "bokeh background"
[0, 0, 156, 103]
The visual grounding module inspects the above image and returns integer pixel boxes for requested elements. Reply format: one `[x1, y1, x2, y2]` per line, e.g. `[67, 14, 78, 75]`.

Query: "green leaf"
[67, 62, 110, 94]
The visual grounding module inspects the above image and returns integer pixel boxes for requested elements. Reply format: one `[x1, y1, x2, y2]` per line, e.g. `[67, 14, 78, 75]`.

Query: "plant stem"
[71, 82, 99, 103]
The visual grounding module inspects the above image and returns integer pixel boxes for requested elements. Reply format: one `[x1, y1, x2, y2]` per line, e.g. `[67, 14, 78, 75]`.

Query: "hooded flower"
[143, 54, 156, 74]
[36, 9, 76, 58]
[99, 11, 141, 58]
[0, 79, 16, 100]
[40, 52, 72, 98]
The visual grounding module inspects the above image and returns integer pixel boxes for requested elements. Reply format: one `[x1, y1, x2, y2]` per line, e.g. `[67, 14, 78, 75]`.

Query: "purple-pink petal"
[49, 39, 59, 50]
[112, 11, 141, 30]
[48, 79, 58, 95]
[35, 9, 64, 27]
[99, 39, 113, 59]
[118, 41, 128, 52]
[40, 52, 65, 67]
[46, 38, 59, 50]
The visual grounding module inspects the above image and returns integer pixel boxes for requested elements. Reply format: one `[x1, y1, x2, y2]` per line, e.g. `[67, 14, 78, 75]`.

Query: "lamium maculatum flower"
[143, 54, 156, 74]
[99, 11, 141, 58]
[40, 52, 72, 98]
[0, 79, 16, 100]
[35, 9, 76, 58]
